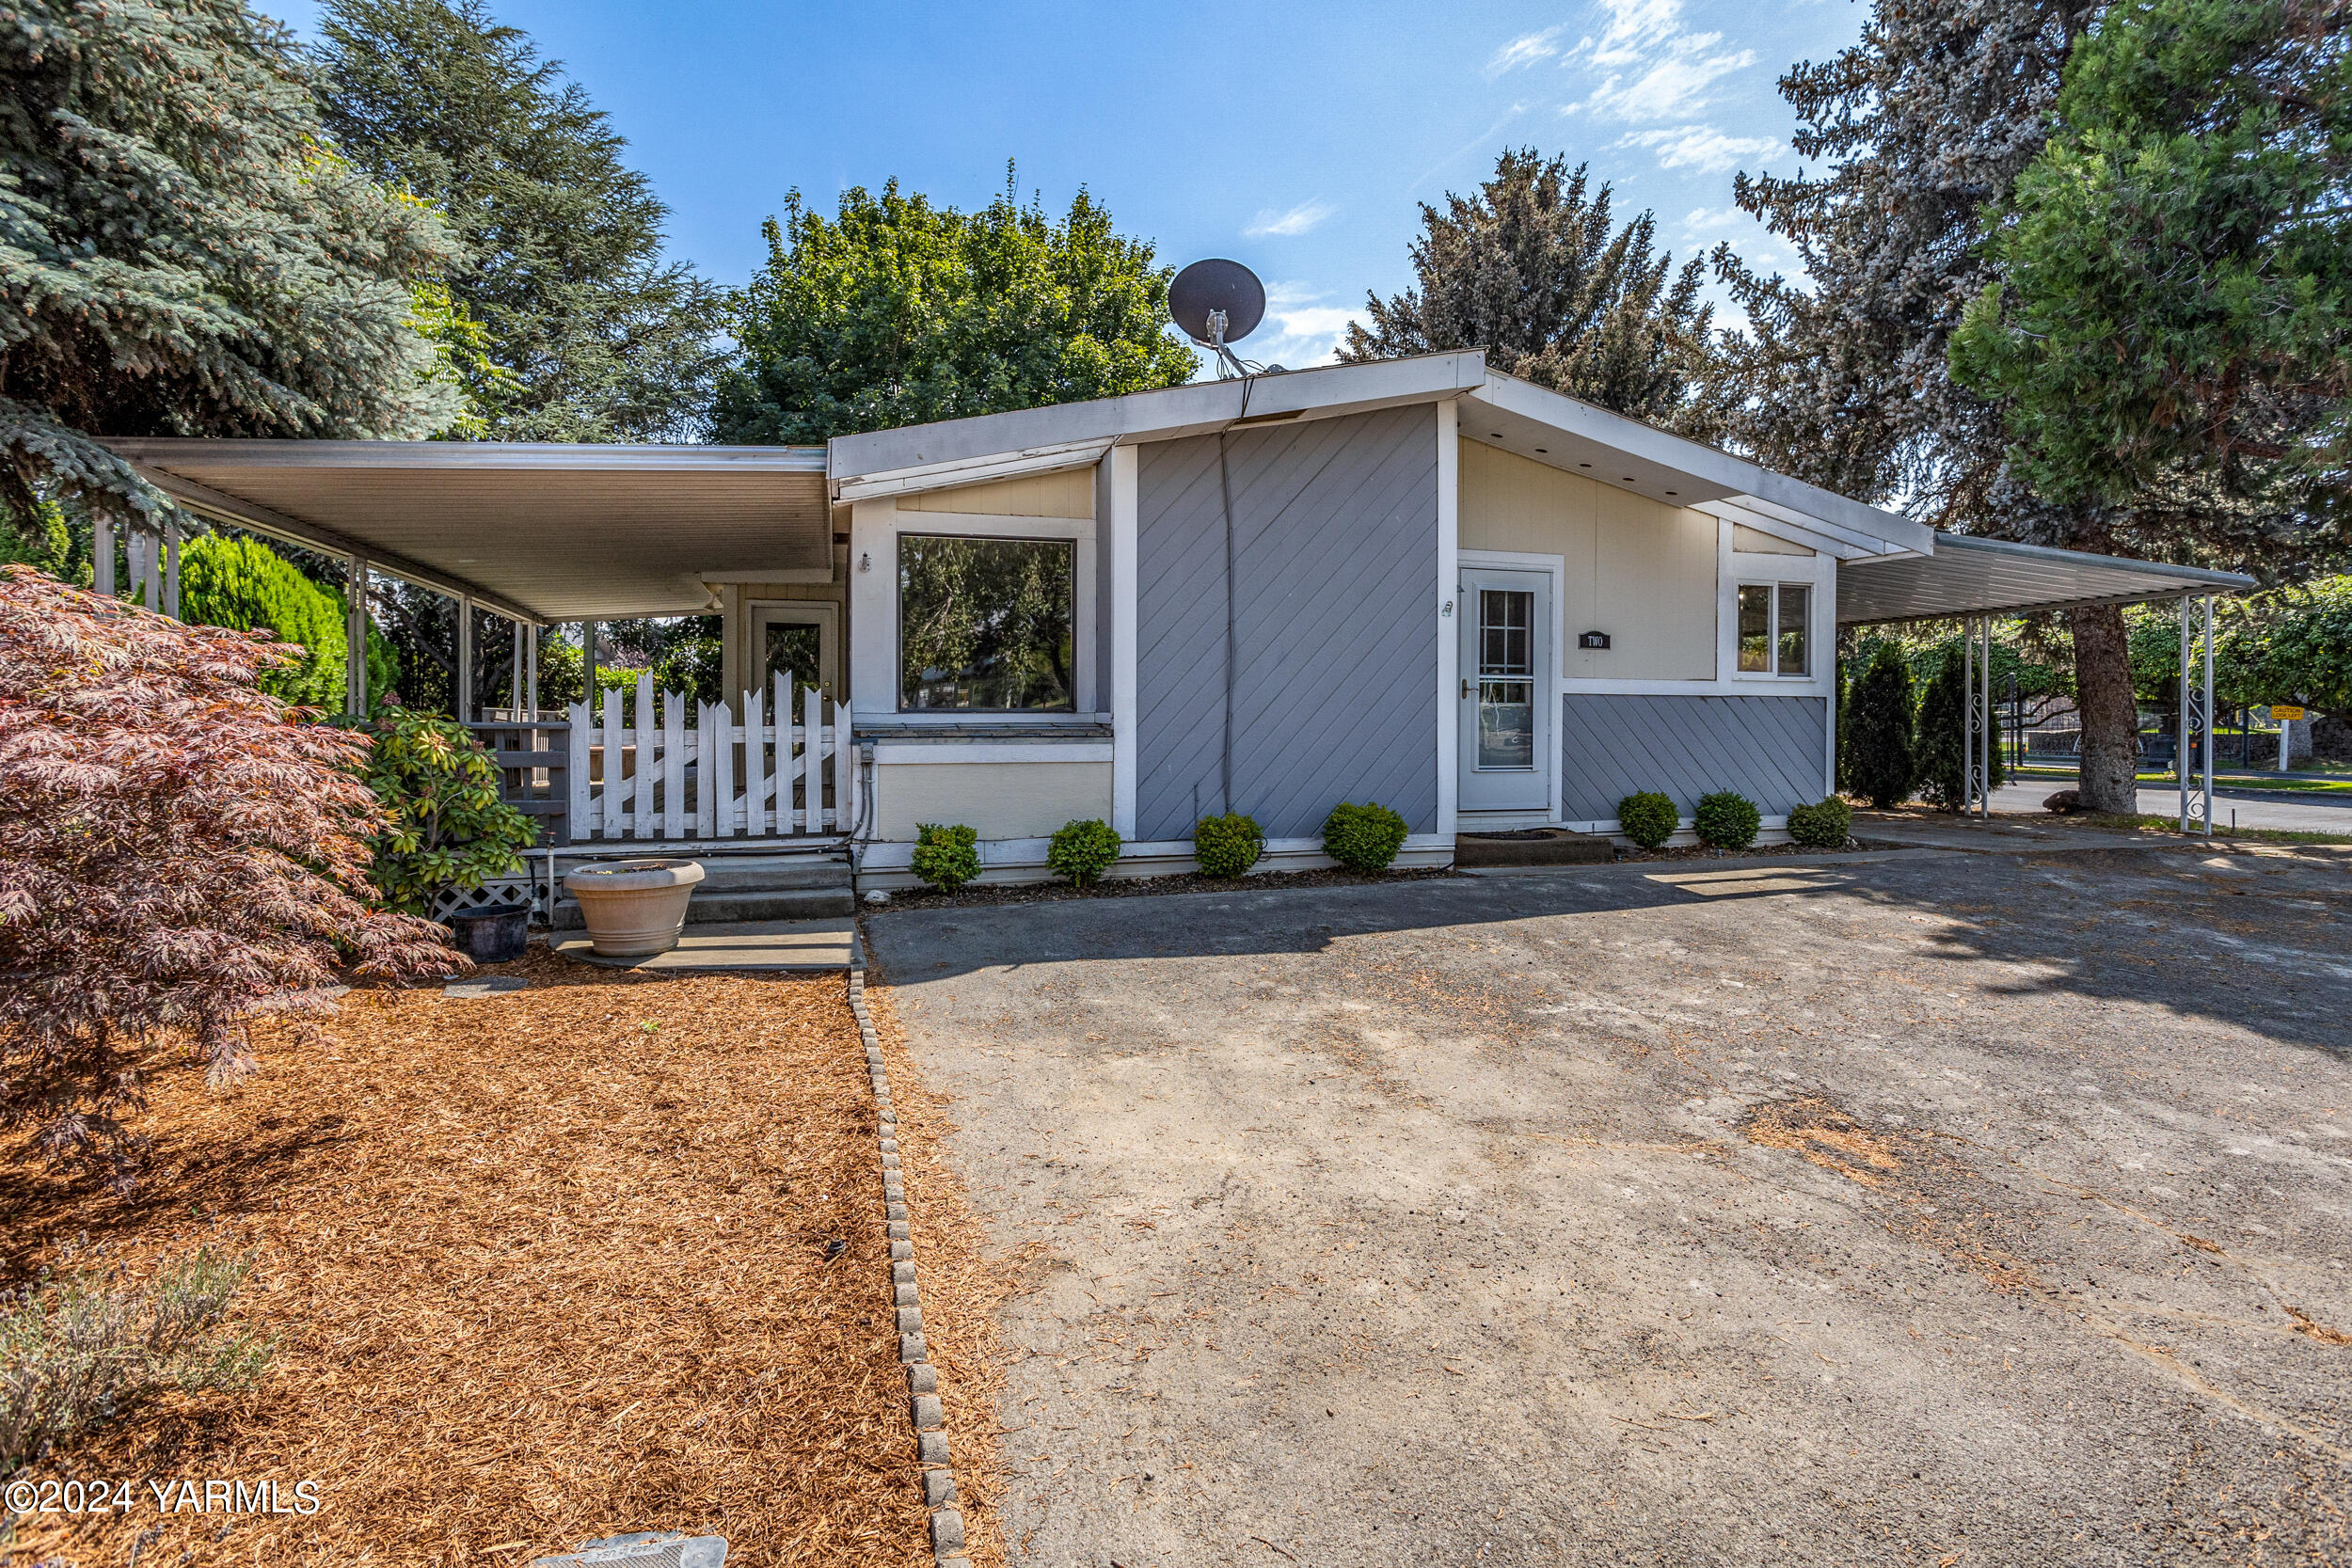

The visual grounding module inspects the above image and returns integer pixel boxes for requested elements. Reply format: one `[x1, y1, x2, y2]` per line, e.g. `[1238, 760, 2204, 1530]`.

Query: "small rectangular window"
[1737, 585, 1772, 673]
[1777, 583, 1810, 676]
[898, 534, 1075, 711]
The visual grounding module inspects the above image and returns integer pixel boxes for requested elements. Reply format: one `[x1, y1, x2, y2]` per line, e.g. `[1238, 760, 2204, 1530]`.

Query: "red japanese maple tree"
[0, 567, 459, 1188]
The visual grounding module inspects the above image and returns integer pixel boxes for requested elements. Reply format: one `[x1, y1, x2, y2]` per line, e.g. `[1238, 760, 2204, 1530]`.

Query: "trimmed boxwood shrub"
[1693, 790, 1761, 849]
[1192, 813, 1264, 878]
[1616, 791, 1678, 850]
[1322, 800, 1408, 872]
[1786, 796, 1853, 848]
[911, 822, 980, 890]
[1047, 817, 1121, 887]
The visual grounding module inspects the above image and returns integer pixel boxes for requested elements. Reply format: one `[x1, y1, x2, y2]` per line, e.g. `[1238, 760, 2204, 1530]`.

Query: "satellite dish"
[1169, 259, 1265, 348]
[1170, 259, 1279, 378]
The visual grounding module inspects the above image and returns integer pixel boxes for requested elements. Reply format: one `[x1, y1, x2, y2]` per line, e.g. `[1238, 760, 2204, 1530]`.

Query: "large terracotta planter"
[564, 859, 705, 958]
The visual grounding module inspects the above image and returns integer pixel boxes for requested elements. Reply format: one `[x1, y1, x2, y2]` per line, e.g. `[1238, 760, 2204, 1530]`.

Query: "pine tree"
[1, 0, 464, 531]
[1340, 150, 1716, 432]
[313, 0, 729, 442]
[1845, 642, 1919, 810]
[712, 174, 1197, 444]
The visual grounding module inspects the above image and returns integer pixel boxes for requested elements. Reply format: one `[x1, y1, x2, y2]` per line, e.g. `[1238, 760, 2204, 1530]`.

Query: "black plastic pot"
[445, 901, 530, 964]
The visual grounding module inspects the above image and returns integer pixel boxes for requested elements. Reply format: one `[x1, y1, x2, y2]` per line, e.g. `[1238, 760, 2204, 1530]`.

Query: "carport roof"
[106, 438, 831, 624]
[1837, 532, 2255, 626]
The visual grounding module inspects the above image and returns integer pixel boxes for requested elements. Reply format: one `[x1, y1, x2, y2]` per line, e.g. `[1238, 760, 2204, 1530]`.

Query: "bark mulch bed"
[2, 948, 990, 1567]
[875, 864, 1455, 910]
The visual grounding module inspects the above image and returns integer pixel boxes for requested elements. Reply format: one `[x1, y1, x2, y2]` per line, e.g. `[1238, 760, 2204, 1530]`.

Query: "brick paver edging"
[848, 965, 971, 1568]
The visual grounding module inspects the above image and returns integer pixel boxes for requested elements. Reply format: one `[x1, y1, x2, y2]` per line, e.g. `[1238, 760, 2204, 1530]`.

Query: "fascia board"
[834, 439, 1114, 503]
[105, 437, 829, 473]
[1698, 498, 1900, 561]
[1466, 374, 1933, 555]
[827, 351, 1488, 493]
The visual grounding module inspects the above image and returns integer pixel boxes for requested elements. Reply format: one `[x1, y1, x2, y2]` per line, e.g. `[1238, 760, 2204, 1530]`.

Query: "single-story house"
[105, 351, 2252, 889]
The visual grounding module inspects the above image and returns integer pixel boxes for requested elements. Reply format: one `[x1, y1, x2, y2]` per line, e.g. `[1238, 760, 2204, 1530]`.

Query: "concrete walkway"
[870, 848, 2352, 1566]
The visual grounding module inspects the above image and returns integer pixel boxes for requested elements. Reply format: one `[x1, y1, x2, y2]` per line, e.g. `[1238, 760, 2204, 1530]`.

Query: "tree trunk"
[2072, 603, 2139, 813]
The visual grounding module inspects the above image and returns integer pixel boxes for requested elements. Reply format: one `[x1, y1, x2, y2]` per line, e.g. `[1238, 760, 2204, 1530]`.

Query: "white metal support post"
[163, 519, 180, 620]
[455, 595, 473, 723]
[1979, 616, 1994, 819]
[509, 621, 524, 716]
[1963, 615, 1980, 816]
[583, 620, 598, 724]
[345, 556, 367, 715]
[93, 514, 115, 596]
[525, 626, 539, 717]
[2179, 594, 2215, 834]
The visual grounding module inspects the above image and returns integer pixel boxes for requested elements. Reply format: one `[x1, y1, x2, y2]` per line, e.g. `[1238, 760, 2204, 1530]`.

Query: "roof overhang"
[107, 438, 831, 623]
[1838, 532, 2256, 626]
[1463, 373, 1932, 559]
[827, 352, 1490, 501]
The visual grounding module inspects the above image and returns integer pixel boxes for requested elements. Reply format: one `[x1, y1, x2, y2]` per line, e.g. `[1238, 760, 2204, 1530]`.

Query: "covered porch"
[1838, 531, 2258, 832]
[104, 438, 855, 849]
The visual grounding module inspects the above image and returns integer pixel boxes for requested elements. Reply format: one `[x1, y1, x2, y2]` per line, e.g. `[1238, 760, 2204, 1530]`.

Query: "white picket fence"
[566, 672, 853, 841]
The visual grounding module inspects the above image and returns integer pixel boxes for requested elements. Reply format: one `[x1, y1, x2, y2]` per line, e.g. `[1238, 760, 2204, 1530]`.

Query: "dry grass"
[860, 980, 1034, 1568]
[1742, 1096, 1903, 1188]
[3, 951, 933, 1566]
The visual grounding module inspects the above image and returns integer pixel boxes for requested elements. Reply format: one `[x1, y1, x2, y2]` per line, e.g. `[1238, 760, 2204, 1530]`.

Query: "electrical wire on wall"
[1216, 371, 1257, 817]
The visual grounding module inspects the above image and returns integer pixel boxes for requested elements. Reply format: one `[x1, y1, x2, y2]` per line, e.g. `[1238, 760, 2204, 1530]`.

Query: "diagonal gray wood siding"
[1561, 694, 1828, 821]
[1136, 404, 1438, 842]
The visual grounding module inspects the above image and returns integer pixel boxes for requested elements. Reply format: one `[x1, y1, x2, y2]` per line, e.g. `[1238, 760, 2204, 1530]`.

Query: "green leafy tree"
[1952, 1, 2352, 533]
[1341, 150, 1718, 434]
[313, 0, 729, 443]
[1845, 642, 1920, 808]
[1, 0, 464, 535]
[1945, 0, 2350, 804]
[2231, 576, 2352, 715]
[359, 708, 536, 914]
[713, 172, 1198, 444]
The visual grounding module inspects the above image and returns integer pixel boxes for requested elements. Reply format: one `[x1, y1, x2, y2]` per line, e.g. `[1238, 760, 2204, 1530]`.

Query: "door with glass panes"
[1456, 567, 1554, 813]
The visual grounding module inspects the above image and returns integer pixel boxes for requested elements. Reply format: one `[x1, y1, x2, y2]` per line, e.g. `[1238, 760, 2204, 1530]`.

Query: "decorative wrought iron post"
[2178, 595, 2215, 833]
[1963, 616, 1984, 816]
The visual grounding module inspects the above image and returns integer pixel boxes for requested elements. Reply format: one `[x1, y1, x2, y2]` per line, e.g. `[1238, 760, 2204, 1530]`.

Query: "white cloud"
[1486, 24, 1566, 77]
[1248, 282, 1363, 367]
[1559, 0, 1756, 123]
[1681, 204, 1746, 232]
[1617, 126, 1783, 173]
[1244, 199, 1336, 238]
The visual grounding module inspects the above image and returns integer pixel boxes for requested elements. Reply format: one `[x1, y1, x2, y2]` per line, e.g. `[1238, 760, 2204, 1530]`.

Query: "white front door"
[1457, 566, 1554, 815]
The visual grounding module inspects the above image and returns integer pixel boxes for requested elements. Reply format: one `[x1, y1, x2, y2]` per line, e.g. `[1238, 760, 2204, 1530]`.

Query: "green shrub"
[1, 1245, 274, 1472]
[1844, 641, 1918, 809]
[1192, 813, 1264, 878]
[1693, 790, 1761, 849]
[1322, 800, 1408, 872]
[1047, 817, 1121, 887]
[359, 708, 537, 915]
[911, 822, 980, 890]
[651, 634, 725, 707]
[1616, 791, 1679, 849]
[179, 531, 374, 711]
[1787, 796, 1853, 848]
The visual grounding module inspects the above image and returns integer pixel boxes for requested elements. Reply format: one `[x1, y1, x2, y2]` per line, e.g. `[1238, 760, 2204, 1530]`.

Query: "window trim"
[893, 524, 1089, 715]
[1734, 579, 1812, 678]
[746, 599, 840, 702]
[1729, 577, 1817, 681]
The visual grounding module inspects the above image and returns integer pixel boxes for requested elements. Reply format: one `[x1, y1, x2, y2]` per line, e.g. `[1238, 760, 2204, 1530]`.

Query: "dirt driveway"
[866, 842, 2352, 1567]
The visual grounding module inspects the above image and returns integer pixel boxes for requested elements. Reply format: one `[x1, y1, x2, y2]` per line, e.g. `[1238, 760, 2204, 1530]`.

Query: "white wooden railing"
[566, 673, 854, 841]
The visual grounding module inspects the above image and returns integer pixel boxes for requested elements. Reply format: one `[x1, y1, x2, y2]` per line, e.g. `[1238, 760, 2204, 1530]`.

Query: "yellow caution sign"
[2272, 705, 2306, 721]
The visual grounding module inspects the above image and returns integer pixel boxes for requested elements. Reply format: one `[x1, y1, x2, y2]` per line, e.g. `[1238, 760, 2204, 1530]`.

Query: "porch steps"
[1453, 828, 1615, 868]
[548, 849, 854, 929]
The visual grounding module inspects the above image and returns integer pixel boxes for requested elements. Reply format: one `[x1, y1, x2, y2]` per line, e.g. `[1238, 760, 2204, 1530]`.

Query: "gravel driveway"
[866, 841, 2352, 1567]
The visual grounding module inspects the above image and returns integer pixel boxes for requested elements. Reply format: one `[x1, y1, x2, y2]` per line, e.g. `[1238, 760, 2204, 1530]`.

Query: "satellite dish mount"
[1168, 259, 1282, 379]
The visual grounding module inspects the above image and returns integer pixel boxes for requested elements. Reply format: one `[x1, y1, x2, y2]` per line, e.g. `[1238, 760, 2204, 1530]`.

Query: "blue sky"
[266, 1, 1864, 370]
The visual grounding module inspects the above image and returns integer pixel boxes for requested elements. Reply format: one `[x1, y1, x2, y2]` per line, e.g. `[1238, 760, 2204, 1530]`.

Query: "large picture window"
[898, 533, 1075, 711]
[1736, 582, 1810, 676]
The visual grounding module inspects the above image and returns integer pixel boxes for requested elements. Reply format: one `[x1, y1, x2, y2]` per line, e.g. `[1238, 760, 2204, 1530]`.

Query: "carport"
[1838, 532, 2257, 832]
